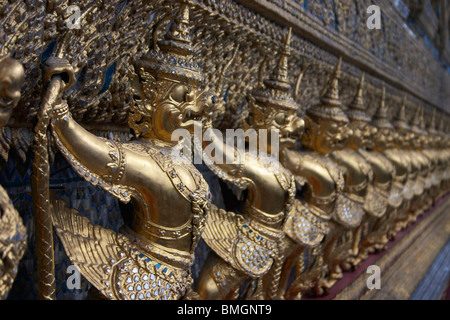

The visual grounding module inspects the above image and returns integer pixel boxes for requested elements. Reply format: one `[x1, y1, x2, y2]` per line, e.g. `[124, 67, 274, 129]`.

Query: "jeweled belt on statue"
[332, 193, 365, 228]
[412, 177, 425, 196]
[403, 179, 415, 200]
[388, 183, 404, 208]
[363, 184, 389, 217]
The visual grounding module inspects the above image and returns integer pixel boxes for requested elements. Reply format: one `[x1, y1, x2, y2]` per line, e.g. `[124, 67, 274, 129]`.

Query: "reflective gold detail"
[0, 47, 26, 299]
[47, 3, 211, 300]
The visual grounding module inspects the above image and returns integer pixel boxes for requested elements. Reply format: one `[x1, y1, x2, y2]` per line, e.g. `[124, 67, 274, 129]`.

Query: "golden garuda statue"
[384, 95, 415, 236]
[330, 73, 384, 270]
[406, 106, 431, 224]
[44, 3, 212, 300]
[280, 57, 364, 297]
[423, 108, 442, 195]
[416, 107, 435, 212]
[355, 87, 398, 260]
[195, 28, 297, 301]
[243, 28, 330, 300]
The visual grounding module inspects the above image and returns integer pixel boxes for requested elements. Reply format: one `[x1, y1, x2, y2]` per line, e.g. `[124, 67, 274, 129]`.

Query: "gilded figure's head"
[302, 57, 352, 154]
[345, 73, 377, 150]
[0, 56, 24, 127]
[129, 4, 209, 142]
[371, 87, 395, 151]
[246, 28, 305, 154]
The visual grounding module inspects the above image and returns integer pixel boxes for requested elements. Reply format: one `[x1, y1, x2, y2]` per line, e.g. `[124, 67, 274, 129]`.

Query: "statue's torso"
[113, 139, 210, 254]
[240, 153, 293, 227]
[384, 148, 410, 185]
[332, 148, 372, 201]
[359, 149, 394, 193]
[282, 148, 344, 218]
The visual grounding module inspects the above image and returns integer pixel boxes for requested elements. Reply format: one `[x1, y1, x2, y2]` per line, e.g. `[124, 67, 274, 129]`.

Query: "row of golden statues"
[0, 2, 449, 300]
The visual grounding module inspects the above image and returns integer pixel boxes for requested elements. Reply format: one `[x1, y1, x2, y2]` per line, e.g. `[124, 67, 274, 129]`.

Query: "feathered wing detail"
[50, 199, 191, 300]
[201, 204, 240, 264]
[51, 199, 122, 293]
[202, 204, 279, 278]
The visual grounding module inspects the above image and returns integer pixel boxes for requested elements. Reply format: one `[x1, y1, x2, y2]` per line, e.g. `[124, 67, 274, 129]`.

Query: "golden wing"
[50, 199, 190, 300]
[201, 204, 240, 265]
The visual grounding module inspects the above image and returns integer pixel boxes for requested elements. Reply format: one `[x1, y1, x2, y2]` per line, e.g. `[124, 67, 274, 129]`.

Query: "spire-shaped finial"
[264, 27, 292, 92]
[372, 86, 393, 129]
[393, 94, 409, 130]
[352, 72, 365, 107]
[419, 107, 426, 131]
[158, 3, 193, 56]
[322, 56, 342, 104]
[429, 108, 436, 130]
[438, 114, 445, 132]
[409, 105, 424, 135]
[347, 73, 371, 122]
[410, 106, 421, 127]
[396, 95, 406, 121]
[249, 27, 299, 113]
[306, 57, 348, 122]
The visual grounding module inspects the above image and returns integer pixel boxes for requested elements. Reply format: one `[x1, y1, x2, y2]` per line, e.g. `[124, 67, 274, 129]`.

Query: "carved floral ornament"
[0, 0, 448, 300]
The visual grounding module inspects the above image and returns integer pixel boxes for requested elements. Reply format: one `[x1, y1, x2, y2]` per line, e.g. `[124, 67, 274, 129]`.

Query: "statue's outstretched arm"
[44, 57, 156, 203]
[51, 108, 126, 184]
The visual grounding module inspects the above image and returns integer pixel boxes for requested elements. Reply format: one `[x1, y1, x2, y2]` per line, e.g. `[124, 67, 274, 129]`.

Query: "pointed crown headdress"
[137, 3, 204, 84]
[410, 106, 426, 135]
[427, 108, 437, 135]
[249, 27, 299, 113]
[393, 94, 410, 131]
[129, 2, 204, 136]
[134, 3, 204, 90]
[306, 57, 348, 123]
[372, 86, 393, 129]
[346, 73, 371, 122]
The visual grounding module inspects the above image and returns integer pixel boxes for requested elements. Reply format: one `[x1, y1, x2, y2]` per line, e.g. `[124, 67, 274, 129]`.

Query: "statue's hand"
[40, 57, 76, 120]
[42, 56, 76, 95]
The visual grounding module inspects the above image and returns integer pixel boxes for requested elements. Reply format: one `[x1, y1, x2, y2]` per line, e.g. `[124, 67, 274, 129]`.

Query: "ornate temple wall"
[0, 0, 448, 300]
